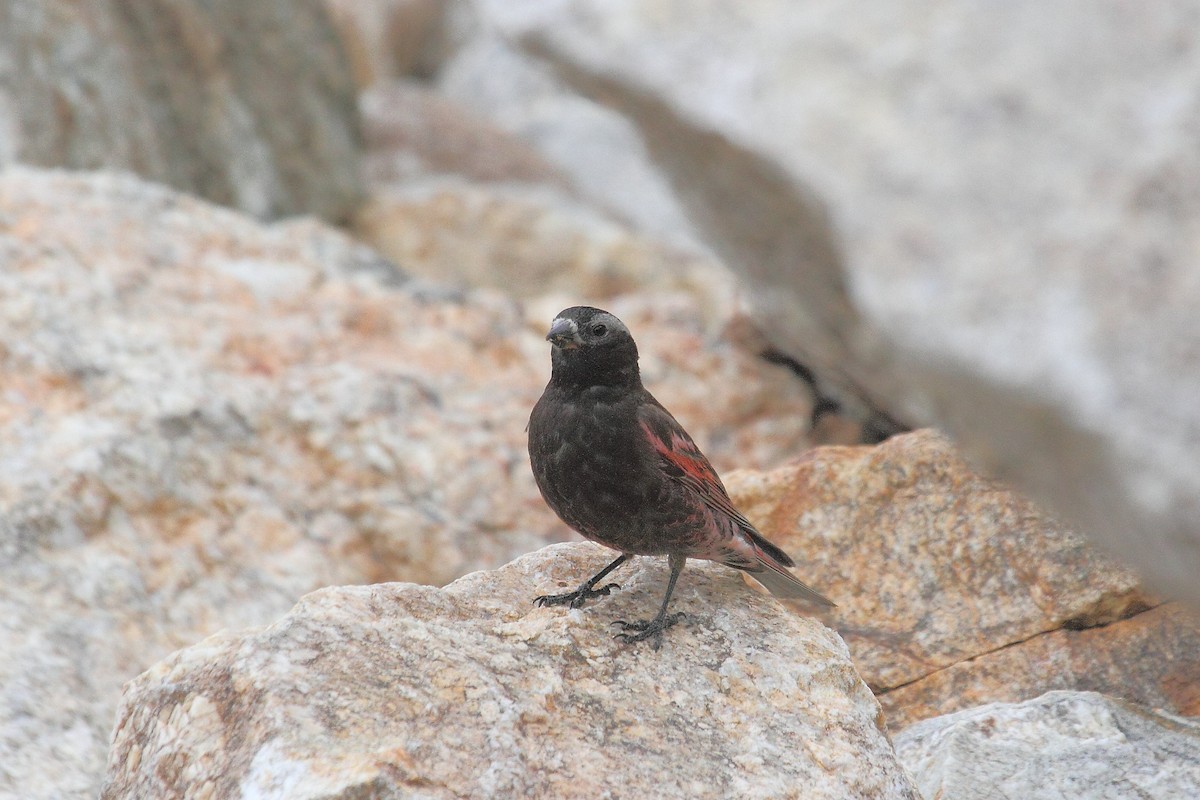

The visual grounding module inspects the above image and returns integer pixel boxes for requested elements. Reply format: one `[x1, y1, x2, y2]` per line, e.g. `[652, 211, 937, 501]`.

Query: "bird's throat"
[550, 349, 642, 392]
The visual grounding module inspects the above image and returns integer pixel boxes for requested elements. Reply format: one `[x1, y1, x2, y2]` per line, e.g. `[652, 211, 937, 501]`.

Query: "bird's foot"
[533, 582, 621, 610]
[611, 612, 687, 650]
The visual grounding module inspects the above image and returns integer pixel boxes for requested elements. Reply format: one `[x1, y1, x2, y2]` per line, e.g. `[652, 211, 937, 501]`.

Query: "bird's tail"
[742, 529, 835, 607]
[750, 561, 835, 606]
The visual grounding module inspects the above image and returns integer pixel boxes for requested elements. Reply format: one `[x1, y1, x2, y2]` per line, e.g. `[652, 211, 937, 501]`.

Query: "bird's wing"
[636, 400, 835, 607]
[635, 401, 759, 536]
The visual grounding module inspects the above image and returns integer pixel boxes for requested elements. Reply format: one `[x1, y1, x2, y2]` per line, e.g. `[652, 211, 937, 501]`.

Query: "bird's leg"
[612, 553, 687, 650]
[534, 553, 629, 609]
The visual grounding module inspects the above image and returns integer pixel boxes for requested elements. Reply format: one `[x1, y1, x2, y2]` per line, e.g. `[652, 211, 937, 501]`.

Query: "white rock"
[895, 691, 1200, 800]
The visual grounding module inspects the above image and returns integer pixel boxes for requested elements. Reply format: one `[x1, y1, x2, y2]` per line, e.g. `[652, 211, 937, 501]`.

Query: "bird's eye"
[590, 323, 608, 337]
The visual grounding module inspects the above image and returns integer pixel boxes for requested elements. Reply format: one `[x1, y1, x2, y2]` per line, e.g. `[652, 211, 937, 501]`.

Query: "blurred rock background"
[2, 1, 1198, 798]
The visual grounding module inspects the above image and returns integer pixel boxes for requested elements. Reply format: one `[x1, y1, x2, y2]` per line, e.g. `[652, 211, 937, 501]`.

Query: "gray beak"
[546, 317, 582, 349]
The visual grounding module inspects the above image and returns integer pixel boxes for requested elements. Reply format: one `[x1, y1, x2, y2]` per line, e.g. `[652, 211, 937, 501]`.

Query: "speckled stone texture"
[724, 430, 1200, 728]
[895, 691, 1200, 800]
[0, 167, 821, 799]
[101, 543, 920, 800]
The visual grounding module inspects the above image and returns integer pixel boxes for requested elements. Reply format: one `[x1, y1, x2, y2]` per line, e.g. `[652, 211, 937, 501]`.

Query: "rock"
[355, 78, 724, 301]
[101, 542, 920, 800]
[0, 167, 822, 799]
[722, 430, 1188, 726]
[360, 80, 571, 188]
[355, 78, 739, 311]
[436, 33, 698, 247]
[881, 602, 1200, 730]
[0, 0, 362, 221]
[895, 691, 1200, 800]
[354, 179, 730, 300]
[323, 0, 446, 87]
[467, 0, 1200, 606]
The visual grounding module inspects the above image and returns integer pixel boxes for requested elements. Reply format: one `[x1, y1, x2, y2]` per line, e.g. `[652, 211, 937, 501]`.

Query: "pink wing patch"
[638, 403, 832, 605]
[637, 404, 757, 532]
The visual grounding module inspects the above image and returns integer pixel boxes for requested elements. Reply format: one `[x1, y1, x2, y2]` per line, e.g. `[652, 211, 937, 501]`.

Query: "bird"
[527, 306, 833, 648]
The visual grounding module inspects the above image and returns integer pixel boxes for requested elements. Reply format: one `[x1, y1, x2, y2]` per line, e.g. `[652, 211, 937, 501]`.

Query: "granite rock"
[0, 167, 821, 799]
[355, 179, 729, 301]
[880, 602, 1200, 730]
[723, 430, 1176, 725]
[323, 0, 446, 87]
[101, 542, 920, 800]
[436, 32, 697, 247]
[360, 80, 571, 189]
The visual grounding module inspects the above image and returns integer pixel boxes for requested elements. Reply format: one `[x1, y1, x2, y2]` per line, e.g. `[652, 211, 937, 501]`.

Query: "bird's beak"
[546, 317, 582, 349]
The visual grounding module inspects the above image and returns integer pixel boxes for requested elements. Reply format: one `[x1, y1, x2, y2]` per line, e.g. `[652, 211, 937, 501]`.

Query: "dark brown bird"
[528, 306, 833, 648]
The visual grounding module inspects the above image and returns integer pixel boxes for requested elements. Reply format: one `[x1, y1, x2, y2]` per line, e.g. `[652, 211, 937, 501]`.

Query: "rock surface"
[356, 179, 728, 300]
[467, 0, 1200, 606]
[436, 30, 698, 247]
[0, 0, 362, 221]
[360, 80, 571, 189]
[323, 0, 446, 87]
[895, 691, 1200, 800]
[881, 602, 1200, 730]
[101, 542, 920, 800]
[8, 6, 1199, 797]
[0, 167, 821, 800]
[354, 77, 740, 345]
[723, 430, 1200, 728]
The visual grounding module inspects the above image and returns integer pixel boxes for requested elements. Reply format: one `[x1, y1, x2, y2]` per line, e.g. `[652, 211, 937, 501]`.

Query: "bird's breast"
[528, 389, 662, 543]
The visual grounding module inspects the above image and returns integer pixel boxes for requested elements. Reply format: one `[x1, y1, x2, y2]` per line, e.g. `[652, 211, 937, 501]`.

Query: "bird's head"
[544, 306, 640, 388]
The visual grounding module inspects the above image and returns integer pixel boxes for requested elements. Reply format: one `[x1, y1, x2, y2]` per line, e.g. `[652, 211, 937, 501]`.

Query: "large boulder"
[0, 0, 362, 221]
[895, 691, 1200, 800]
[355, 178, 727, 299]
[0, 167, 822, 799]
[101, 542, 920, 800]
[462, 0, 1200, 605]
[724, 430, 1200, 728]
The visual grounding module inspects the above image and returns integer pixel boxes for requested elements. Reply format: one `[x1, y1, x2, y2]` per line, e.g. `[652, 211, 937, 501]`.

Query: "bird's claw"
[611, 612, 687, 650]
[533, 582, 621, 609]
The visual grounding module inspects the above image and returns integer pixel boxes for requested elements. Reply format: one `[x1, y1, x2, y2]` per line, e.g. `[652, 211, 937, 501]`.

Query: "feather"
[638, 402, 834, 607]
[745, 540, 835, 606]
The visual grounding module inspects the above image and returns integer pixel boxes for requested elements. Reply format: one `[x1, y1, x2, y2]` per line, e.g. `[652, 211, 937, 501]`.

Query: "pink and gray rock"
[359, 80, 571, 189]
[723, 430, 1200, 729]
[101, 543, 921, 800]
[0, 167, 820, 799]
[880, 602, 1200, 729]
